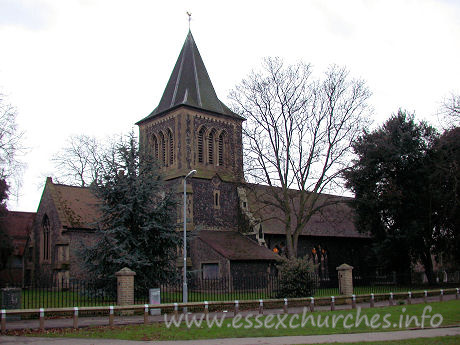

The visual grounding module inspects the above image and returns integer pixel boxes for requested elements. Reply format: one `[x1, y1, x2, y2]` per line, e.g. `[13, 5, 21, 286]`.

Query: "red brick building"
[0, 211, 34, 286]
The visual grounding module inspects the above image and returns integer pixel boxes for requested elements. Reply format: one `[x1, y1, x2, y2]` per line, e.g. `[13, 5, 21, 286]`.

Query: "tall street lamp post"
[183, 169, 196, 309]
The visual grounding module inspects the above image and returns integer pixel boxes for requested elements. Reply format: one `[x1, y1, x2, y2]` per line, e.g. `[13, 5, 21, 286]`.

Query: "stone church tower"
[136, 31, 245, 232]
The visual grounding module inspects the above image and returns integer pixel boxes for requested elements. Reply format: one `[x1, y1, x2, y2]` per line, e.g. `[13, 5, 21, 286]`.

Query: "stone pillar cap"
[115, 267, 136, 276]
[336, 263, 354, 271]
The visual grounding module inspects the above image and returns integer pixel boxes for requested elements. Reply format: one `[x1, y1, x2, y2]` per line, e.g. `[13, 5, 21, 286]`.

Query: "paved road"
[1, 326, 459, 344]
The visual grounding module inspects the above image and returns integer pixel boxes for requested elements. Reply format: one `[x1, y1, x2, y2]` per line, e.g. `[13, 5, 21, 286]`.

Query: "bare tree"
[440, 93, 460, 128]
[52, 134, 107, 187]
[229, 57, 372, 258]
[0, 93, 25, 196]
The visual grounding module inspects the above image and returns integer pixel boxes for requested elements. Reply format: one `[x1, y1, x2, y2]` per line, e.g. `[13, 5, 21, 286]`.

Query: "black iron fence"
[1, 270, 458, 309]
[160, 275, 280, 303]
[160, 273, 330, 303]
[0, 278, 116, 309]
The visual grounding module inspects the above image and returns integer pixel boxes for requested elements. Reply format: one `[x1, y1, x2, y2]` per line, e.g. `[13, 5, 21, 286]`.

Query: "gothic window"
[167, 129, 174, 165]
[258, 224, 264, 240]
[218, 132, 224, 166]
[213, 190, 220, 209]
[198, 127, 206, 163]
[208, 129, 216, 164]
[311, 245, 329, 279]
[42, 215, 51, 261]
[159, 132, 166, 166]
[152, 135, 159, 161]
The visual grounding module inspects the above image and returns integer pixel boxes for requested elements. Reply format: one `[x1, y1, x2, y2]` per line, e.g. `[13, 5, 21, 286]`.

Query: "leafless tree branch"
[229, 57, 372, 258]
[0, 93, 26, 197]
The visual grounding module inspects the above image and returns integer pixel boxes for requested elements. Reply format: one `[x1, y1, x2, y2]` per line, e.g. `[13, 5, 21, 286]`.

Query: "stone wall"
[190, 237, 230, 278]
[31, 180, 63, 282]
[190, 178, 239, 231]
[31, 180, 98, 283]
[65, 229, 98, 280]
[138, 106, 244, 183]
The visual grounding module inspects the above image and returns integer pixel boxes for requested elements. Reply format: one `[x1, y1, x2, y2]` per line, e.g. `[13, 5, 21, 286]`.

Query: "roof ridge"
[7, 211, 36, 216]
[52, 182, 92, 190]
[247, 183, 353, 200]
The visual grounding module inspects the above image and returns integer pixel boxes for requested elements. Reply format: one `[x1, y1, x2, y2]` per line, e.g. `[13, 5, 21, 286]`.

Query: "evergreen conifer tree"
[81, 132, 179, 295]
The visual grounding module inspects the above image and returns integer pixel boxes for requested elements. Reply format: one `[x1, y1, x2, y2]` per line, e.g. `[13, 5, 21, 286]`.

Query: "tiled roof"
[48, 179, 101, 229]
[245, 184, 369, 239]
[137, 31, 244, 124]
[198, 230, 281, 261]
[2, 211, 35, 256]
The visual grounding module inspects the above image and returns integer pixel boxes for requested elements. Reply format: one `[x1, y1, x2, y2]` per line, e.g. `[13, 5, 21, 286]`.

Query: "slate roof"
[1, 211, 35, 256]
[137, 31, 244, 124]
[198, 230, 281, 261]
[245, 184, 369, 239]
[47, 178, 101, 230]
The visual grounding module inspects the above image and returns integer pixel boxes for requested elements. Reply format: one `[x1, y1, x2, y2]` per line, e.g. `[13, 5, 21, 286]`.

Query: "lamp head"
[185, 170, 197, 179]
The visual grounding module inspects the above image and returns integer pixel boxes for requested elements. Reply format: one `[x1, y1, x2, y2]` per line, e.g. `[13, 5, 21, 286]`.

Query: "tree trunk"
[421, 250, 435, 285]
[285, 233, 295, 259]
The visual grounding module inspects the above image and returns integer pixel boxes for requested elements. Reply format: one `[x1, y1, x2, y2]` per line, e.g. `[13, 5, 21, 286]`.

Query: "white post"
[234, 300, 239, 316]
[73, 307, 78, 329]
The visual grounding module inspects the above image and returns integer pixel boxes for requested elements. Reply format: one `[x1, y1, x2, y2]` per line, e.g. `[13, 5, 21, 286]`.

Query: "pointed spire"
[137, 31, 243, 124]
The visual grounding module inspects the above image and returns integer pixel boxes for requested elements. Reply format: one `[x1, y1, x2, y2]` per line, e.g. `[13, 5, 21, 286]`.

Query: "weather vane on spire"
[186, 12, 192, 31]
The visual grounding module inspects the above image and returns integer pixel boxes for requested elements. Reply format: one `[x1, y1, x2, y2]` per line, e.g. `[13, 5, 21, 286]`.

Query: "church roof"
[245, 184, 370, 239]
[137, 31, 244, 124]
[198, 230, 281, 261]
[45, 178, 101, 230]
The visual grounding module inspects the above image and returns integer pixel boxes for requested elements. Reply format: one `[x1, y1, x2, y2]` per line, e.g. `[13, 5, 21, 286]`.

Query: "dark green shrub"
[276, 257, 318, 298]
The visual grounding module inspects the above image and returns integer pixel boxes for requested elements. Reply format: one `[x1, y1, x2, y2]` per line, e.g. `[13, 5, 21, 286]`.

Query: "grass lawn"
[161, 285, 452, 303]
[314, 336, 460, 345]
[21, 299, 460, 341]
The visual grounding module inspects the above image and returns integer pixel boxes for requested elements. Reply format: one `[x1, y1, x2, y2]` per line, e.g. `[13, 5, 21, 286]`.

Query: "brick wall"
[115, 268, 135, 305]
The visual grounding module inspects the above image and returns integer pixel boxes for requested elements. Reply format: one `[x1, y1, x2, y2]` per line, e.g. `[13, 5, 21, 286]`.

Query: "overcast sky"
[1, 0, 459, 212]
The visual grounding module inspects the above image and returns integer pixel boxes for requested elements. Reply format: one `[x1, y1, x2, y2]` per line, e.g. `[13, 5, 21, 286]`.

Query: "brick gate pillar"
[116, 267, 136, 306]
[336, 263, 354, 295]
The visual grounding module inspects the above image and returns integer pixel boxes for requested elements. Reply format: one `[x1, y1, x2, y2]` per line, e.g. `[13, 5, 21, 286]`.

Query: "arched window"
[159, 132, 166, 166]
[152, 135, 159, 161]
[218, 132, 224, 166]
[208, 129, 216, 165]
[42, 215, 50, 261]
[167, 129, 174, 166]
[198, 127, 206, 163]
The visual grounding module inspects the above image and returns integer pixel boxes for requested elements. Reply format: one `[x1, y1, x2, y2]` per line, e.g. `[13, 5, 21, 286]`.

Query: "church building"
[24, 31, 370, 284]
